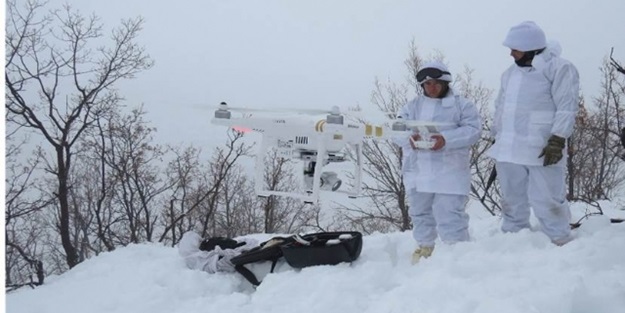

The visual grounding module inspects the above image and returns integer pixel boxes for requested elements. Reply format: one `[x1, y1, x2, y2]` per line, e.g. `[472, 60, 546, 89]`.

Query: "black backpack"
[199, 236, 246, 251]
[228, 231, 363, 286]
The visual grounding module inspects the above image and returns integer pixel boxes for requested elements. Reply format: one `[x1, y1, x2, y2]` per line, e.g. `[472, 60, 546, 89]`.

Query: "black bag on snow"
[230, 231, 362, 286]
[280, 231, 363, 268]
[199, 236, 246, 251]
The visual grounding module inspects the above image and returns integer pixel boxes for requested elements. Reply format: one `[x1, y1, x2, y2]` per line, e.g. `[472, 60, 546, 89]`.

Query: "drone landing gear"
[303, 161, 315, 192]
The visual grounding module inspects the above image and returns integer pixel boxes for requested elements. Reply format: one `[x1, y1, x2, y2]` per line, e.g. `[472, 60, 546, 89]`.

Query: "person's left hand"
[538, 135, 565, 166]
[430, 134, 446, 151]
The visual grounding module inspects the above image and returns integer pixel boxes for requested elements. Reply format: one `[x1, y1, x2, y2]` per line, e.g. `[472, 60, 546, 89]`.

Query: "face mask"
[514, 48, 545, 67]
[515, 51, 536, 67]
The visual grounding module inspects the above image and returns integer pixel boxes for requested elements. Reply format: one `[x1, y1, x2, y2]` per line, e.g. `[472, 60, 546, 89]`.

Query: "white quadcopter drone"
[210, 102, 451, 204]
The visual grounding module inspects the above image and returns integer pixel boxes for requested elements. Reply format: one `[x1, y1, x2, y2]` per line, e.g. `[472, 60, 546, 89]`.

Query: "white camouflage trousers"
[496, 162, 572, 243]
[407, 190, 470, 247]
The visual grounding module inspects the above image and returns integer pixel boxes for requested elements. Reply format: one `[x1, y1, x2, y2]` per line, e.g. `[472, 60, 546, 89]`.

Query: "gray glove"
[538, 135, 566, 166]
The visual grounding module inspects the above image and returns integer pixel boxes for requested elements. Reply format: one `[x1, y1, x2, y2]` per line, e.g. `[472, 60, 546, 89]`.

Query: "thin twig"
[609, 47, 625, 75]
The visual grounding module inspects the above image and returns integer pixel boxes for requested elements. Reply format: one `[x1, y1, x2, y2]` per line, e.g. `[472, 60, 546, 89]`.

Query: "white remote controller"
[410, 137, 435, 149]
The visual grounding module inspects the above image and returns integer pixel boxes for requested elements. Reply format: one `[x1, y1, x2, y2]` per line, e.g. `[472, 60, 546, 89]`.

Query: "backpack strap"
[235, 264, 261, 286]
[230, 236, 295, 286]
[233, 253, 283, 287]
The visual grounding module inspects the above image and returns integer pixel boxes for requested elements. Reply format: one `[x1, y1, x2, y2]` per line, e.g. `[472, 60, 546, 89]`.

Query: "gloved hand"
[538, 135, 566, 166]
[408, 133, 422, 149]
[430, 134, 446, 151]
[409, 133, 446, 150]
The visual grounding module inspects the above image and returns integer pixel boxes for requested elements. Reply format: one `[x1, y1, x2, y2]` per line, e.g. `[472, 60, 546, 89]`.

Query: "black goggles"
[416, 67, 450, 83]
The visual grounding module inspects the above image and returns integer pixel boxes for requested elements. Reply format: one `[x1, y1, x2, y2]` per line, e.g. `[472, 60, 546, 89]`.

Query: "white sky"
[6, 199, 625, 313]
[39, 0, 625, 147]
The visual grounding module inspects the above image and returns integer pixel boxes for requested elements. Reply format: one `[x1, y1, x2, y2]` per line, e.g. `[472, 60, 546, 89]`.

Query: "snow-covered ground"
[6, 199, 625, 313]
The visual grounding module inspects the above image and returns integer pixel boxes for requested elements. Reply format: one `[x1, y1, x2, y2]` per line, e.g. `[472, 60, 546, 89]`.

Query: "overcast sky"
[43, 0, 625, 146]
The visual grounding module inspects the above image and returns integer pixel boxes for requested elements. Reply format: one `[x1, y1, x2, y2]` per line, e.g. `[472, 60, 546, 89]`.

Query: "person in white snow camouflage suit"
[395, 61, 481, 264]
[487, 21, 580, 245]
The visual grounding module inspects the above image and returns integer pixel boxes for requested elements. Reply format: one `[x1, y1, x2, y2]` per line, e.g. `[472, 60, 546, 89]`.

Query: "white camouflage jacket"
[396, 89, 481, 195]
[488, 42, 580, 166]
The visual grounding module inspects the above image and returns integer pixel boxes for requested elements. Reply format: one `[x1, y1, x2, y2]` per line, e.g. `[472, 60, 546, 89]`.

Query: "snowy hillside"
[6, 200, 625, 313]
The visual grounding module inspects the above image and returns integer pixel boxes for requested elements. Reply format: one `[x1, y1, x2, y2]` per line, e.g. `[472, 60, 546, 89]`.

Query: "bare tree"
[104, 107, 169, 243]
[215, 169, 262, 237]
[257, 149, 310, 233]
[67, 152, 114, 254]
[190, 130, 252, 237]
[608, 48, 625, 151]
[72, 112, 119, 252]
[569, 56, 625, 201]
[65, 105, 169, 251]
[5, 0, 153, 268]
[453, 66, 498, 214]
[5, 139, 51, 290]
[158, 139, 252, 244]
[158, 145, 204, 244]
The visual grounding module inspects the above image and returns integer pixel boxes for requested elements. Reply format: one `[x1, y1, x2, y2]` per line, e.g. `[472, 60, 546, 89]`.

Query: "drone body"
[210, 102, 449, 204]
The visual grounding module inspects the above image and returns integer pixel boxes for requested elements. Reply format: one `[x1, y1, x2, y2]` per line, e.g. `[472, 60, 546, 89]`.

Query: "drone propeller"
[383, 111, 455, 128]
[378, 119, 454, 129]
[231, 125, 253, 133]
[402, 120, 455, 128]
[212, 102, 339, 116]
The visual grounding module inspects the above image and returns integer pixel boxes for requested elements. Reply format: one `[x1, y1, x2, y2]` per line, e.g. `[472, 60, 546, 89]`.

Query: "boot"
[552, 235, 574, 246]
[411, 246, 434, 264]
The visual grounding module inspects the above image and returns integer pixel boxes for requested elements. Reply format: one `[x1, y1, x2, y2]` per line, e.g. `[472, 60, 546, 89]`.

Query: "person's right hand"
[409, 133, 422, 149]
